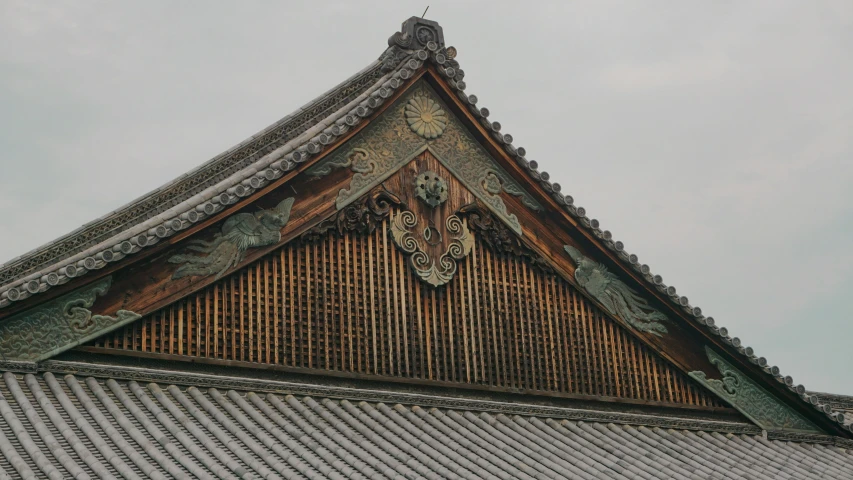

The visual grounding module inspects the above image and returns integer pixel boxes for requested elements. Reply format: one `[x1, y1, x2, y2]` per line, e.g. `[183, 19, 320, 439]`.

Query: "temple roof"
[0, 17, 848, 438]
[0, 364, 851, 480]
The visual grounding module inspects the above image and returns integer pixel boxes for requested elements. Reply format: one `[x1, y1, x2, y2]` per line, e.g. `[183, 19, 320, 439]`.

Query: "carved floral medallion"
[405, 95, 447, 139]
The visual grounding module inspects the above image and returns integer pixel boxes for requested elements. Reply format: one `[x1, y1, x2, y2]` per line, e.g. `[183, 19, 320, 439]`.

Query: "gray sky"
[1, 1, 851, 394]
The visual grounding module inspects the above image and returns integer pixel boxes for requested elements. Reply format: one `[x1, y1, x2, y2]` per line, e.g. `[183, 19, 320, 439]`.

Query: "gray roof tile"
[0, 372, 851, 479]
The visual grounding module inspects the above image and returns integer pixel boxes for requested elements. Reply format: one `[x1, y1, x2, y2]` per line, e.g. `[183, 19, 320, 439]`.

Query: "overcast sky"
[1, 1, 851, 395]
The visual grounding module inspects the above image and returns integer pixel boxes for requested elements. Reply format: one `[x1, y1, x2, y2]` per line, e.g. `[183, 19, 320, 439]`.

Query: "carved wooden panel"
[86, 206, 722, 408]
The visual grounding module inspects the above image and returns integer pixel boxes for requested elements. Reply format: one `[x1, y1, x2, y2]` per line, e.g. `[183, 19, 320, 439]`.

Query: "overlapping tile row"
[0, 372, 851, 480]
[810, 392, 853, 425]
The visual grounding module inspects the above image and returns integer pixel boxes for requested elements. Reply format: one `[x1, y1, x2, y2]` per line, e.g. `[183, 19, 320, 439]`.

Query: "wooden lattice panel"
[87, 211, 722, 408]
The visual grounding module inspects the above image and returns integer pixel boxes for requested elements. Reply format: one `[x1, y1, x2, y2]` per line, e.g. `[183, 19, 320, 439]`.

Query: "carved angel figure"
[564, 245, 668, 336]
[169, 197, 295, 280]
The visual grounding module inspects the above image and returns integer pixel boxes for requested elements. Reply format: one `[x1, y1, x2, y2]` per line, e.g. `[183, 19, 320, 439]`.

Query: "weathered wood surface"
[87, 155, 723, 409]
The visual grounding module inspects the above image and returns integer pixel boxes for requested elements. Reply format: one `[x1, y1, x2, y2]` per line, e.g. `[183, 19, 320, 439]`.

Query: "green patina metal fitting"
[306, 82, 540, 235]
[0, 276, 140, 362]
[690, 346, 822, 433]
[564, 245, 669, 336]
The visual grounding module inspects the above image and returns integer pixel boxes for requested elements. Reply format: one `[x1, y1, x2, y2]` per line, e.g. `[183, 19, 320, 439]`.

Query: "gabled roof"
[0, 17, 849, 436]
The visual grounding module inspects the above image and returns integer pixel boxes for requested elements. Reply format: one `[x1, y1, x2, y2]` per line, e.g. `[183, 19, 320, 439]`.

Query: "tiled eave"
[0, 58, 389, 300]
[0, 362, 851, 479]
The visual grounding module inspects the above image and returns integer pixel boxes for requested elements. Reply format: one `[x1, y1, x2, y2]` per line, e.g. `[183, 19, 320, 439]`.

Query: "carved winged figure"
[169, 197, 295, 279]
[564, 245, 668, 336]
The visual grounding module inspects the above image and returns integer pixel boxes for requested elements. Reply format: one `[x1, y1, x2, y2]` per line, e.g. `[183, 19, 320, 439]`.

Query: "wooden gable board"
[81, 149, 729, 414]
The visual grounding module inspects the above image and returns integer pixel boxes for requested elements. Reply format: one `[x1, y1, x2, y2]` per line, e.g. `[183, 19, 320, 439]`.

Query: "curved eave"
[0, 55, 425, 311]
[0, 58, 387, 300]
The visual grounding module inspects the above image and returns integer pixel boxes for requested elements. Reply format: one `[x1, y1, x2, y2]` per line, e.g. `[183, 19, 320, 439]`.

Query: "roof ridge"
[0, 57, 412, 305]
[0, 17, 449, 306]
[0, 59, 385, 285]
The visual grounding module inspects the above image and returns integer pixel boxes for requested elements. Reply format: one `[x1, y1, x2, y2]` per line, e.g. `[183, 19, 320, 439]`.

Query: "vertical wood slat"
[90, 210, 723, 408]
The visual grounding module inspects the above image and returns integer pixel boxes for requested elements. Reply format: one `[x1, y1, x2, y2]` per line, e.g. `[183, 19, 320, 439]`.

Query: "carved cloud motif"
[690, 347, 821, 433]
[0, 276, 140, 361]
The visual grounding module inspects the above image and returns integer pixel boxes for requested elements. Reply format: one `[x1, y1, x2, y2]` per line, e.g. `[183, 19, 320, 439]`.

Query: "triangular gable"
[82, 154, 726, 413]
[0, 17, 848, 438]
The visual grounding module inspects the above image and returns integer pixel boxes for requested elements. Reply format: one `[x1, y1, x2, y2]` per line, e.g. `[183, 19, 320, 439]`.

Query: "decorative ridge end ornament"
[564, 245, 669, 336]
[690, 347, 822, 433]
[381, 17, 446, 74]
[0, 276, 140, 361]
[387, 17, 445, 51]
[169, 197, 295, 279]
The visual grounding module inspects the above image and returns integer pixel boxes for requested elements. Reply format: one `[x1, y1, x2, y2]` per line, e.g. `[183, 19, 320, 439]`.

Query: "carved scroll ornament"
[0, 276, 140, 361]
[302, 189, 403, 241]
[169, 197, 295, 279]
[390, 210, 474, 287]
[690, 347, 821, 433]
[564, 245, 668, 336]
[460, 203, 551, 272]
